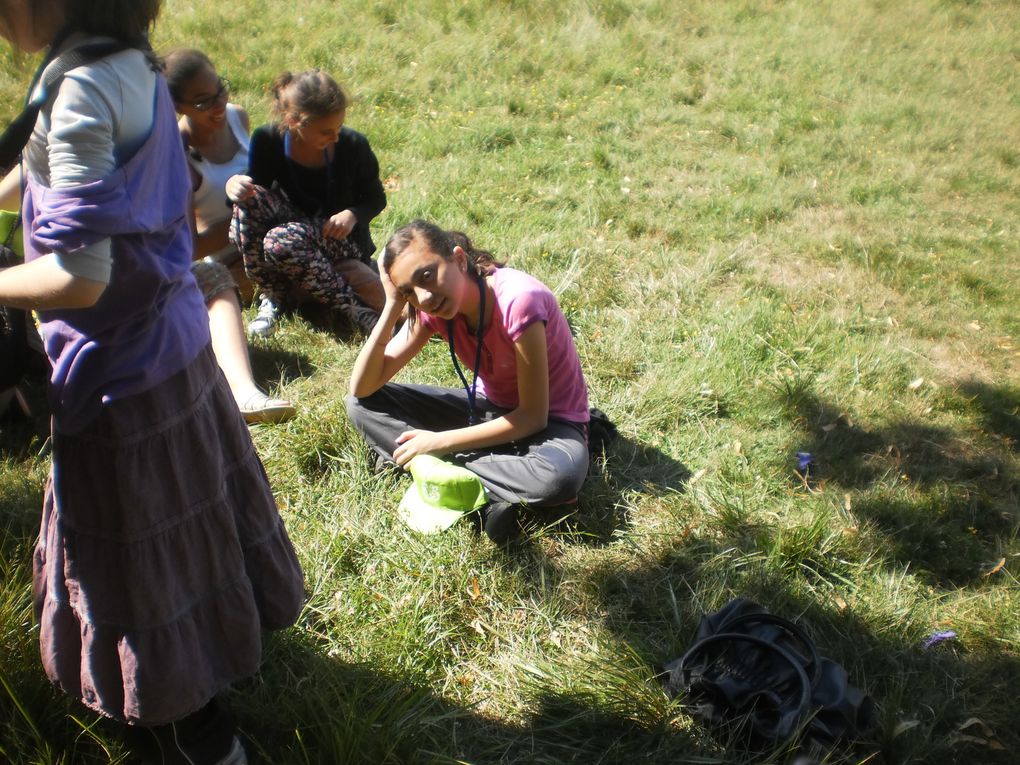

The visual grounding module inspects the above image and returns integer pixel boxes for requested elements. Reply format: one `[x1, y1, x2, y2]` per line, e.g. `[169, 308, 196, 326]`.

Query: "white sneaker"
[215, 737, 248, 765]
[248, 295, 280, 338]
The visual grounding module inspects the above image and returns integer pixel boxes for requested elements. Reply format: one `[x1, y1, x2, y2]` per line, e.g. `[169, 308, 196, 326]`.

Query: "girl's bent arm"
[349, 302, 431, 397]
[392, 322, 550, 465]
[0, 254, 107, 310]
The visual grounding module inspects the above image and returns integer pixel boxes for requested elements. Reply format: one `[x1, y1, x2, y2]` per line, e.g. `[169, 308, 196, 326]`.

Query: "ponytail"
[271, 69, 348, 130]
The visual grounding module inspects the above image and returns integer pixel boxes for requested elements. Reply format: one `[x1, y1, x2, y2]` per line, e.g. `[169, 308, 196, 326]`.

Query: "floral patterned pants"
[229, 184, 363, 309]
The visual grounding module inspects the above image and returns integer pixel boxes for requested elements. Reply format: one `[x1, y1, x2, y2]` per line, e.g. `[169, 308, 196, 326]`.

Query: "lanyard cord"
[446, 275, 486, 426]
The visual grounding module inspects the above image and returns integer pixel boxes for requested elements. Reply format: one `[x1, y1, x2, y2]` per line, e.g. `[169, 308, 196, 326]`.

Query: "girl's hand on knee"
[323, 210, 357, 239]
[226, 175, 255, 203]
[393, 429, 448, 466]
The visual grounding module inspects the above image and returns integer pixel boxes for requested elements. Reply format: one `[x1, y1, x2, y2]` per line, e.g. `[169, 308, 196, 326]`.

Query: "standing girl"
[0, 2, 304, 762]
[227, 69, 386, 337]
[164, 47, 295, 423]
[347, 221, 591, 543]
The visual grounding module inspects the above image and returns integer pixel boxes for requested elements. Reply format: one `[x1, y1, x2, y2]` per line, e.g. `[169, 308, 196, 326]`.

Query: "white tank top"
[188, 104, 249, 233]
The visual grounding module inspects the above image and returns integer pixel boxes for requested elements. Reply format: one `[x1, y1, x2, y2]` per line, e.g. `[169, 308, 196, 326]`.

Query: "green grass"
[2, 0, 1019, 762]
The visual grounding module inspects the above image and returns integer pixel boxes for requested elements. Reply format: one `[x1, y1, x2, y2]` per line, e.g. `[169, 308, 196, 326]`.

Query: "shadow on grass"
[956, 379, 1020, 445]
[558, 433, 691, 545]
[232, 630, 711, 765]
[1, 622, 712, 764]
[585, 542, 1020, 765]
[247, 344, 316, 389]
[294, 301, 371, 346]
[781, 391, 1017, 587]
[0, 363, 51, 459]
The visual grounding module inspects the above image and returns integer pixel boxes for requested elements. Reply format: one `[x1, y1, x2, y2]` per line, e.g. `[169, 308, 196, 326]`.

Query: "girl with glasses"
[164, 48, 295, 423]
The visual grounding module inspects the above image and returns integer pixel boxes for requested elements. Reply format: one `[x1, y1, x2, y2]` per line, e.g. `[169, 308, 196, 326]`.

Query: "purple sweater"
[24, 79, 209, 434]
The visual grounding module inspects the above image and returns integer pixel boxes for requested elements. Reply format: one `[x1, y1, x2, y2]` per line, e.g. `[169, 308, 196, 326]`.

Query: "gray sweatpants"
[345, 383, 589, 506]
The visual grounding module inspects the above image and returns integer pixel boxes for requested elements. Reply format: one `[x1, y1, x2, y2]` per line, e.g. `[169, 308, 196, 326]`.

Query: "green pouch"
[0, 210, 23, 259]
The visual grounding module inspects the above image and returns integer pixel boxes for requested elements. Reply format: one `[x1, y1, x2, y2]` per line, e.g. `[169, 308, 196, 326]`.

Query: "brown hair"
[383, 220, 502, 279]
[271, 69, 348, 130]
[382, 220, 503, 323]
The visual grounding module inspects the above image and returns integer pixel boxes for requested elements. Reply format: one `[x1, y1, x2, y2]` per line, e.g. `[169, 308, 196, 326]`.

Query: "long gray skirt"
[32, 346, 304, 725]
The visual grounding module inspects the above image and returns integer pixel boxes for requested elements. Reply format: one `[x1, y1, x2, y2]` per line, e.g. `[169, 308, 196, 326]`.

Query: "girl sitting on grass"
[227, 69, 386, 338]
[164, 47, 295, 423]
[347, 220, 591, 543]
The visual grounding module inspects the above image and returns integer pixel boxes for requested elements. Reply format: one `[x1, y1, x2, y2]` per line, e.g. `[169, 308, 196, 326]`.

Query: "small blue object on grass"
[796, 451, 813, 475]
[922, 630, 957, 649]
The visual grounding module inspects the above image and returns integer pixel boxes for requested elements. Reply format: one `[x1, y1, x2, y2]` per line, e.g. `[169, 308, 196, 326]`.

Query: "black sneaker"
[345, 303, 381, 335]
[481, 501, 521, 545]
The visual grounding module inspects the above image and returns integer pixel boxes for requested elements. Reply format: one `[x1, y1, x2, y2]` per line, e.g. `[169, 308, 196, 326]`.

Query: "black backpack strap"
[675, 631, 813, 740]
[0, 36, 130, 171]
[713, 611, 823, 687]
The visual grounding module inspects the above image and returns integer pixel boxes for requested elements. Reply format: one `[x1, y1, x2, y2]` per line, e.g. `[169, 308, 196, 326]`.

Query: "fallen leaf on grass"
[908, 377, 924, 391]
[967, 320, 983, 331]
[470, 619, 487, 636]
[950, 719, 1005, 750]
[469, 577, 481, 600]
[957, 718, 994, 736]
[983, 558, 1006, 577]
[893, 719, 920, 737]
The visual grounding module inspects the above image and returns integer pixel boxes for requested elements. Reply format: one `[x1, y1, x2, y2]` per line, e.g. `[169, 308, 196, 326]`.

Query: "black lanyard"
[446, 276, 486, 425]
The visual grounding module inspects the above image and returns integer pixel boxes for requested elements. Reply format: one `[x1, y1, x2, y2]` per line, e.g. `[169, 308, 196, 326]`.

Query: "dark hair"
[64, 0, 162, 47]
[162, 48, 213, 102]
[0, 0, 161, 54]
[271, 70, 348, 129]
[382, 220, 503, 324]
[382, 220, 502, 279]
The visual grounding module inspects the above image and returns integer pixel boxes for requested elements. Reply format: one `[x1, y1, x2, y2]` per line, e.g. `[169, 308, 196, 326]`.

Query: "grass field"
[2, 0, 1019, 763]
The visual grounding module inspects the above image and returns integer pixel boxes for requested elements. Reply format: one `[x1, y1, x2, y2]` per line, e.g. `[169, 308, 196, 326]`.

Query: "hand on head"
[378, 261, 407, 309]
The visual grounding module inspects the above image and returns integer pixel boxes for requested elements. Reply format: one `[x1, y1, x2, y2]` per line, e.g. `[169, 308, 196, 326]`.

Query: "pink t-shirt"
[421, 268, 589, 423]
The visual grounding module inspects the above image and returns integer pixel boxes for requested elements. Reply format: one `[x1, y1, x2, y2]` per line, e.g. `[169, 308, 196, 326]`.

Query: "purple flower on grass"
[796, 452, 812, 474]
[922, 630, 957, 650]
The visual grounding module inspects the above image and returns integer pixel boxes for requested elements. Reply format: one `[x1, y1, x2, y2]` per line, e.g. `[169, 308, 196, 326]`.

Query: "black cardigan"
[247, 124, 387, 257]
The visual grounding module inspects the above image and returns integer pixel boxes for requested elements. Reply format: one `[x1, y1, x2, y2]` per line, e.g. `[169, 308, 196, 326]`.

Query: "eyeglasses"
[190, 78, 230, 112]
